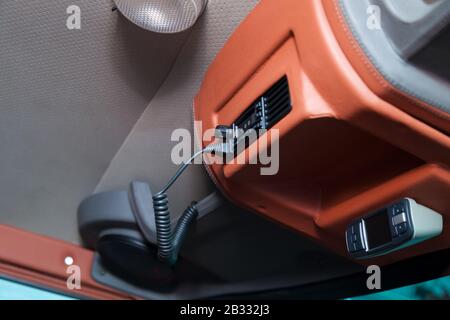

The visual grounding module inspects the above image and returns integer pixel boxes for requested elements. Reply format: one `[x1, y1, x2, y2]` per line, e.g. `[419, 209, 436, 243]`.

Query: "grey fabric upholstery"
[0, 0, 362, 286]
[0, 0, 189, 242]
[0, 0, 261, 244]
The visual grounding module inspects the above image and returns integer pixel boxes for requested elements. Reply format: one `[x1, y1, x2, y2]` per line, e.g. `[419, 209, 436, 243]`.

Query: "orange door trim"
[0, 225, 133, 300]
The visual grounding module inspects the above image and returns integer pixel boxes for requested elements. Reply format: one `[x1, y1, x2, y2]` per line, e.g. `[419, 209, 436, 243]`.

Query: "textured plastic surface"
[114, 0, 207, 33]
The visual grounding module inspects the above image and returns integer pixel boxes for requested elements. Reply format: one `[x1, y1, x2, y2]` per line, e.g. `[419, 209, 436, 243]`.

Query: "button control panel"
[346, 199, 414, 259]
[346, 222, 366, 253]
[390, 202, 410, 238]
[345, 198, 443, 259]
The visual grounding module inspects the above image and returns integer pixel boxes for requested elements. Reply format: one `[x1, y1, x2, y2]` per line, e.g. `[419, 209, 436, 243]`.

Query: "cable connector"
[204, 142, 234, 155]
[151, 125, 238, 265]
[202, 124, 240, 156]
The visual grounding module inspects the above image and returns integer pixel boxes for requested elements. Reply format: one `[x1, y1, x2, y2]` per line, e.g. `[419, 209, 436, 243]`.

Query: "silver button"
[392, 212, 407, 225]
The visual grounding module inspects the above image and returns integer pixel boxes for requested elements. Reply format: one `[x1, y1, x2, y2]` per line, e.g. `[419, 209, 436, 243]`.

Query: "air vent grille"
[234, 76, 292, 132]
[264, 76, 292, 128]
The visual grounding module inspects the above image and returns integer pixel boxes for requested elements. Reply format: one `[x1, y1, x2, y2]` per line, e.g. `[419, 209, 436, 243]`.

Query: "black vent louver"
[234, 76, 292, 132]
[264, 76, 292, 128]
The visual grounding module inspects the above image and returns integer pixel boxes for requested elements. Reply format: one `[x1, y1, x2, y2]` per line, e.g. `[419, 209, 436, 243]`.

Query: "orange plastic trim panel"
[0, 225, 133, 299]
[194, 0, 450, 265]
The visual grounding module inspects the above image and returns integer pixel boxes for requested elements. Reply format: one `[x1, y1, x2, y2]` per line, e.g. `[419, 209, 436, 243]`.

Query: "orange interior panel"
[0, 225, 132, 299]
[194, 0, 450, 265]
[1, 0, 448, 295]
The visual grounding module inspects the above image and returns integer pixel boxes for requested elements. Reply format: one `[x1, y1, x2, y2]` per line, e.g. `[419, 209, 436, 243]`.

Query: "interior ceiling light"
[113, 0, 208, 33]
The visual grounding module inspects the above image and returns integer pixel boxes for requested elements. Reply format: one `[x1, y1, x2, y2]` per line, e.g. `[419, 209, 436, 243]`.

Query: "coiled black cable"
[171, 201, 198, 259]
[152, 192, 173, 263]
[151, 125, 241, 265]
[152, 148, 211, 266]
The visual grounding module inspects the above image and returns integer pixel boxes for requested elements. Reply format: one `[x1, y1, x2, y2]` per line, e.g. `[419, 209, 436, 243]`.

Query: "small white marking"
[64, 256, 74, 266]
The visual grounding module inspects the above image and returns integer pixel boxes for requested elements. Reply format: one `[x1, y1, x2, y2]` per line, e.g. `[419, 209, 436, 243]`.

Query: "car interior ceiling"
[0, 0, 449, 299]
[0, 0, 364, 293]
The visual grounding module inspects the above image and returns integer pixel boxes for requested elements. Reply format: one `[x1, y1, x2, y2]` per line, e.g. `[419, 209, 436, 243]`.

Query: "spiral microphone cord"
[152, 139, 235, 266]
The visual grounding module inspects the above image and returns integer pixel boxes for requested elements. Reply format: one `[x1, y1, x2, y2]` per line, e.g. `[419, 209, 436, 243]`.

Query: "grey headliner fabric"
[95, 0, 262, 220]
[0, 0, 189, 242]
[0, 0, 261, 244]
[0, 0, 361, 285]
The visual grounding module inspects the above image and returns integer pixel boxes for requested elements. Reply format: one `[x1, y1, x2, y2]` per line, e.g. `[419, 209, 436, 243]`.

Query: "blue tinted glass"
[348, 275, 450, 300]
[0, 278, 77, 300]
